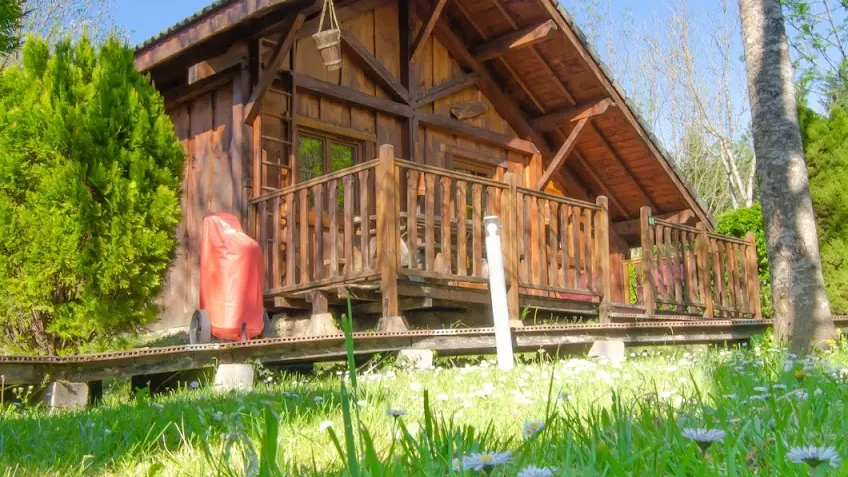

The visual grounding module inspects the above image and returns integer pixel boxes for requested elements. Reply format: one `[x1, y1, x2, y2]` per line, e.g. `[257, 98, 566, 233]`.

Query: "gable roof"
[134, 0, 713, 228]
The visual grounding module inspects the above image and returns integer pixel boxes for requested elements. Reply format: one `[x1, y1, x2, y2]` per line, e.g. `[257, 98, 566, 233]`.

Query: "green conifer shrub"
[0, 36, 185, 354]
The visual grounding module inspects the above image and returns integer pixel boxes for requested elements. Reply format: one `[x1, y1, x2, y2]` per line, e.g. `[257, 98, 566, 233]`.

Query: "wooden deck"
[248, 146, 760, 327]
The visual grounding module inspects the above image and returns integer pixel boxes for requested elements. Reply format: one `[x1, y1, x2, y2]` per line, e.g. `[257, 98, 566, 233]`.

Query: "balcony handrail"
[515, 187, 602, 211]
[247, 158, 380, 204]
[394, 159, 509, 190]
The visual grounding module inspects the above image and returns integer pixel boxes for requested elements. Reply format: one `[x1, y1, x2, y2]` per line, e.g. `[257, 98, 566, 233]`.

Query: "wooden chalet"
[137, 0, 761, 333]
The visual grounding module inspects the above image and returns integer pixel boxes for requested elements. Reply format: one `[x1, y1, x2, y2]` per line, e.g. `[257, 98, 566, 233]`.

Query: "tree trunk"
[738, 0, 835, 352]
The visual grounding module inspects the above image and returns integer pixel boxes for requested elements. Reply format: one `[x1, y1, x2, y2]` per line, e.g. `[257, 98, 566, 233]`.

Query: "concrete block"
[378, 315, 409, 332]
[304, 313, 341, 336]
[397, 348, 434, 369]
[213, 364, 254, 391]
[41, 382, 89, 410]
[588, 340, 626, 364]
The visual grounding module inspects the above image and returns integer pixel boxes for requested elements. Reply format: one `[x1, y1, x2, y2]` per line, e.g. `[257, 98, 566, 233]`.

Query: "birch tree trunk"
[738, 0, 835, 352]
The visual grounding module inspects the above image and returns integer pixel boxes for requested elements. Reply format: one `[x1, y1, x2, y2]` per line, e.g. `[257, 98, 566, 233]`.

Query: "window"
[296, 131, 359, 182]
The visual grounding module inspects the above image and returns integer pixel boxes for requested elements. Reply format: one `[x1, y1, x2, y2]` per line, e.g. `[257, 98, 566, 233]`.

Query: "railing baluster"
[671, 227, 682, 306]
[343, 175, 354, 274]
[472, 183, 483, 277]
[426, 174, 436, 272]
[299, 188, 309, 284]
[583, 207, 593, 291]
[539, 198, 550, 286]
[272, 196, 281, 289]
[456, 180, 467, 276]
[640, 207, 656, 315]
[559, 204, 569, 288]
[530, 196, 541, 286]
[727, 241, 739, 315]
[285, 192, 295, 287]
[712, 237, 724, 315]
[548, 201, 559, 287]
[571, 205, 581, 290]
[359, 169, 371, 271]
[407, 170, 419, 270]
[313, 183, 324, 280]
[259, 200, 269, 290]
[441, 176, 452, 274]
[328, 179, 338, 277]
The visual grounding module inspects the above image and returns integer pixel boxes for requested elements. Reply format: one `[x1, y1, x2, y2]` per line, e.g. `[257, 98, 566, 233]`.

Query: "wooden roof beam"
[473, 19, 558, 61]
[340, 29, 410, 104]
[418, 111, 539, 155]
[410, 0, 448, 63]
[416, 73, 478, 106]
[531, 98, 615, 132]
[244, 14, 306, 125]
[591, 122, 657, 210]
[535, 117, 587, 190]
[294, 73, 413, 118]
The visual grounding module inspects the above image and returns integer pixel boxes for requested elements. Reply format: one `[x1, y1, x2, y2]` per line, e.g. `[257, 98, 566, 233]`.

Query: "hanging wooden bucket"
[312, 29, 342, 71]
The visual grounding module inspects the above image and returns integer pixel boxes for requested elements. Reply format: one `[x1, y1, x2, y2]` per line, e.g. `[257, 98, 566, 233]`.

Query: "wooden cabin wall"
[287, 3, 532, 182]
[157, 84, 240, 330]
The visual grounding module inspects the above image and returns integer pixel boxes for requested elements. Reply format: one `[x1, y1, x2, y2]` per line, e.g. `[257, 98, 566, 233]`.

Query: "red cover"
[199, 213, 265, 341]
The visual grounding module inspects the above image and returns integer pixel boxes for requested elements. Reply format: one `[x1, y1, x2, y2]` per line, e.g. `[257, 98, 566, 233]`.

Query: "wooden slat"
[653, 224, 666, 302]
[360, 169, 371, 271]
[298, 189, 309, 284]
[417, 111, 539, 155]
[640, 207, 656, 315]
[272, 196, 282, 289]
[341, 29, 410, 103]
[416, 73, 478, 106]
[696, 223, 713, 317]
[285, 192, 295, 286]
[571, 205, 581, 289]
[259, 201, 269, 289]
[539, 199, 551, 286]
[595, 196, 611, 322]
[456, 180, 468, 277]
[410, 0, 448, 62]
[472, 183, 483, 277]
[559, 205, 569, 288]
[406, 170, 419, 269]
[548, 201, 559, 286]
[530, 196, 541, 286]
[583, 207, 594, 290]
[343, 175, 354, 275]
[727, 241, 739, 314]
[712, 238, 725, 313]
[685, 232, 697, 305]
[441, 176, 453, 274]
[295, 73, 413, 118]
[312, 184, 324, 280]
[425, 174, 436, 272]
[671, 228, 683, 305]
[328, 179, 339, 276]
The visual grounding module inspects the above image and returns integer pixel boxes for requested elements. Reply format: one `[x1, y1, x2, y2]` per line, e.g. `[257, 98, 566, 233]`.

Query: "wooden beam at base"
[340, 29, 410, 103]
[272, 296, 310, 309]
[473, 19, 558, 61]
[531, 98, 615, 132]
[294, 73, 414, 118]
[418, 111, 539, 155]
[353, 297, 434, 315]
[535, 117, 587, 190]
[416, 73, 478, 106]
[410, 0, 448, 63]
[244, 14, 305, 124]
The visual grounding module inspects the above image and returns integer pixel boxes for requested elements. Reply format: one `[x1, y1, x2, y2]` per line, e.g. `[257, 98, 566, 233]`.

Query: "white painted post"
[484, 216, 514, 370]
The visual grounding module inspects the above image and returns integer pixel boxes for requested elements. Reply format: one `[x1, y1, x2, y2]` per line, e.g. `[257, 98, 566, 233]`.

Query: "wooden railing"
[639, 206, 761, 318]
[247, 159, 381, 294]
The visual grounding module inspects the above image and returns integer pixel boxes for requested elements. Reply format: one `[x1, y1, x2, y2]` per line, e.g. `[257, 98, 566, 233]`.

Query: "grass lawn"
[2, 333, 848, 476]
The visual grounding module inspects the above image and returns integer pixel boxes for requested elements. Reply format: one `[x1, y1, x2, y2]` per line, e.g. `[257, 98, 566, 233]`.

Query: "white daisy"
[313, 396, 324, 404]
[409, 381, 423, 392]
[773, 384, 787, 390]
[460, 451, 512, 471]
[212, 411, 225, 421]
[282, 391, 299, 399]
[318, 420, 333, 432]
[522, 420, 545, 439]
[189, 381, 200, 390]
[437, 393, 449, 401]
[753, 386, 769, 393]
[151, 402, 165, 410]
[386, 409, 407, 418]
[786, 446, 841, 468]
[517, 465, 556, 477]
[682, 428, 726, 456]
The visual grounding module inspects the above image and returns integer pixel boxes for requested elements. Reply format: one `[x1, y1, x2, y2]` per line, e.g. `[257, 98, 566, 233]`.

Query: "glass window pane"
[297, 136, 325, 182]
[330, 143, 355, 172]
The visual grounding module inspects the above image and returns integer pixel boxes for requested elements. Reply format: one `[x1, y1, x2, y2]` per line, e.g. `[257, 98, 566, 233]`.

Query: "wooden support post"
[639, 206, 656, 316]
[503, 172, 522, 326]
[375, 145, 406, 331]
[696, 222, 714, 318]
[595, 196, 611, 323]
[744, 231, 762, 318]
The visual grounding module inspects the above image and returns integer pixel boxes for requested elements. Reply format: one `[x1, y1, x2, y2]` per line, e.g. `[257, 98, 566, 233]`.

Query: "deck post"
[744, 231, 762, 318]
[595, 196, 611, 323]
[639, 206, 656, 316]
[696, 222, 714, 318]
[376, 144, 406, 331]
[503, 172, 522, 326]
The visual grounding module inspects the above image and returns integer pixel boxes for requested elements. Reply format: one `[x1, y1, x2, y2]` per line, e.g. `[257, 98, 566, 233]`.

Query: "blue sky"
[116, 0, 654, 46]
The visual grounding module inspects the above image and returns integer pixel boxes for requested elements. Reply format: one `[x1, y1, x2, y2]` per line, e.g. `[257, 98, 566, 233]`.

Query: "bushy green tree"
[0, 36, 185, 354]
[0, 0, 23, 55]
[716, 204, 772, 317]
[798, 102, 848, 313]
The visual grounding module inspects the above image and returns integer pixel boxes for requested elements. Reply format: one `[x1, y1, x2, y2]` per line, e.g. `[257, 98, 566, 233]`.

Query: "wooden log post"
[639, 206, 656, 316]
[744, 231, 762, 318]
[375, 145, 407, 332]
[696, 222, 714, 318]
[503, 172, 522, 327]
[595, 196, 612, 323]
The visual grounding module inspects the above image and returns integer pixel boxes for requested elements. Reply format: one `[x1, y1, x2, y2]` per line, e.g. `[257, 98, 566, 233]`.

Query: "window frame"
[295, 128, 363, 183]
